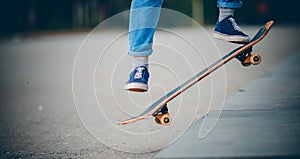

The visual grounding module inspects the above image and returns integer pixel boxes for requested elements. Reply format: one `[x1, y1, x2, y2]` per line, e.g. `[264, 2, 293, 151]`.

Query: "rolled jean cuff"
[128, 44, 153, 57]
[217, 1, 242, 8]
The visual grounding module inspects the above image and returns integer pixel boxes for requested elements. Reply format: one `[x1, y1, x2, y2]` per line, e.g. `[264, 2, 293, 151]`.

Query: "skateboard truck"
[235, 47, 262, 67]
[153, 104, 172, 126]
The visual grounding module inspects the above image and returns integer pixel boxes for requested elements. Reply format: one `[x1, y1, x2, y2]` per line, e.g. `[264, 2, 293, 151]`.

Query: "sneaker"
[213, 15, 250, 43]
[124, 66, 149, 92]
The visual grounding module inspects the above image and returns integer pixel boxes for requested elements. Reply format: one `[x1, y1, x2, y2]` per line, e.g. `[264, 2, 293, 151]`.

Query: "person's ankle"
[133, 56, 149, 68]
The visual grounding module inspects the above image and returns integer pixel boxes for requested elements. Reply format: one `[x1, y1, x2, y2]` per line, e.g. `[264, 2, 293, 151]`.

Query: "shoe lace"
[228, 17, 242, 32]
[134, 67, 144, 79]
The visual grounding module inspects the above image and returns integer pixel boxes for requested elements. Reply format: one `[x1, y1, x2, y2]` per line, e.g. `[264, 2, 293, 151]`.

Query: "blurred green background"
[0, 0, 299, 38]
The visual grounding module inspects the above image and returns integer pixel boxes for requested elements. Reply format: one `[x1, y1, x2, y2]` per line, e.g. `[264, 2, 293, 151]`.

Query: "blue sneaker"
[213, 15, 250, 43]
[124, 66, 149, 92]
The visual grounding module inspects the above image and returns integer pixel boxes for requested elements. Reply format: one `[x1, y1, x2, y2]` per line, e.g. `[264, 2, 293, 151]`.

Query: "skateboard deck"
[118, 20, 274, 126]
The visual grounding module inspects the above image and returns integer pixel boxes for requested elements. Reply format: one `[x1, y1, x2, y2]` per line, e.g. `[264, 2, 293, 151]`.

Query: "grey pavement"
[0, 26, 299, 158]
[156, 52, 300, 158]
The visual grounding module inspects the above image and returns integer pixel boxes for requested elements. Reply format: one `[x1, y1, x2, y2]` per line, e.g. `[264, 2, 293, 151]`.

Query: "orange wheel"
[154, 114, 163, 125]
[250, 54, 262, 65]
[159, 113, 172, 126]
[242, 62, 251, 67]
[241, 55, 251, 67]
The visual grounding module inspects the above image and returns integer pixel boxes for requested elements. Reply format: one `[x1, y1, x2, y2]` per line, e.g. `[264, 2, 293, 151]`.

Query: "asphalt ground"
[0, 25, 299, 158]
[156, 51, 300, 158]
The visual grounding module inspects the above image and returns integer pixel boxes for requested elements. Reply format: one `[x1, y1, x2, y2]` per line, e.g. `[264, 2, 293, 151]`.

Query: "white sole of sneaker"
[213, 32, 250, 43]
[124, 82, 148, 92]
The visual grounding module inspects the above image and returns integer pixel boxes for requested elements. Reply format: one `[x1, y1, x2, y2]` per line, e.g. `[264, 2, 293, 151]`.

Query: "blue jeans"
[128, 0, 242, 57]
[217, 0, 242, 8]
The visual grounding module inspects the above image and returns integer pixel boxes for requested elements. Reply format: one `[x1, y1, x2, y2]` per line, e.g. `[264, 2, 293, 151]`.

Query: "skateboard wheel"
[155, 115, 162, 125]
[241, 62, 251, 67]
[160, 113, 172, 126]
[250, 54, 262, 65]
[242, 54, 252, 67]
[154, 113, 172, 126]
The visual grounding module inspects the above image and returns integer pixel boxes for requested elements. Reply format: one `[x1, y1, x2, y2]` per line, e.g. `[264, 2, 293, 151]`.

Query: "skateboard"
[118, 20, 274, 126]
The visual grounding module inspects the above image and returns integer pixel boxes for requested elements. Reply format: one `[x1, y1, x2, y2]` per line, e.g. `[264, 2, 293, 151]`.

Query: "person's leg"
[214, 0, 250, 43]
[124, 0, 163, 92]
[217, 0, 242, 9]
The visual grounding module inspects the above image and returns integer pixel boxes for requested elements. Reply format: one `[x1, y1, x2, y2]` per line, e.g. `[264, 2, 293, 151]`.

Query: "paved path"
[0, 26, 299, 158]
[156, 52, 300, 158]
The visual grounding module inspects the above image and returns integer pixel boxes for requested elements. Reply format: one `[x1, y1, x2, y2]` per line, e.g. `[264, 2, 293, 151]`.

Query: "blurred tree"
[0, 0, 299, 38]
